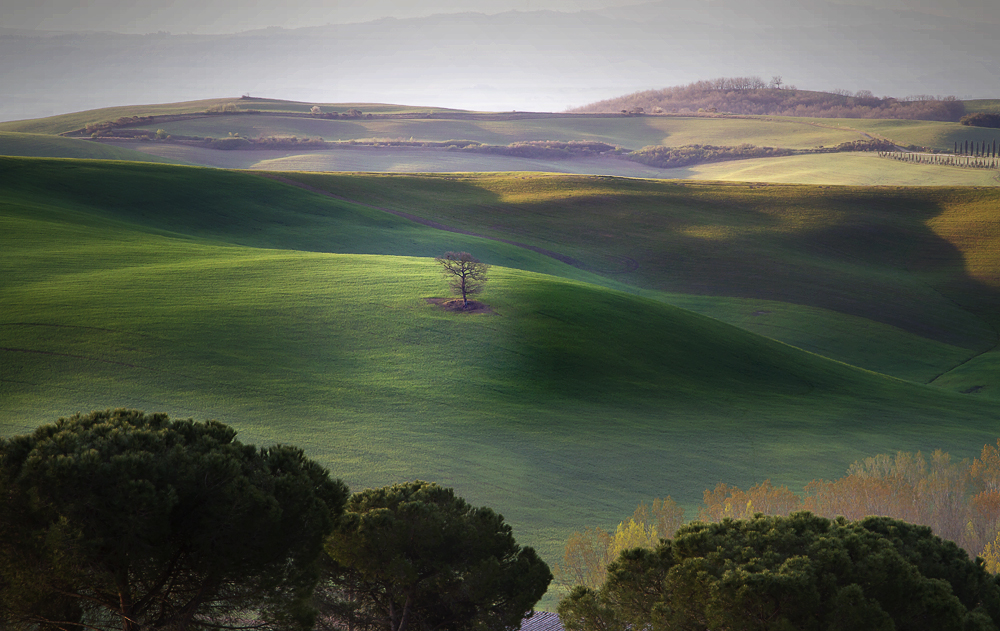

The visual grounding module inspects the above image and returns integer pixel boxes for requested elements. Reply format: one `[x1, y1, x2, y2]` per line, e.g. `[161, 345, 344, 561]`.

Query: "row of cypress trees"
[955, 139, 998, 157]
[879, 150, 999, 169]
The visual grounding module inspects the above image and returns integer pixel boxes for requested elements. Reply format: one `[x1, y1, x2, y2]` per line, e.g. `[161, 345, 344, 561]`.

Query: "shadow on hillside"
[285, 172, 1000, 370]
[14, 159, 996, 394]
[501, 184, 1000, 351]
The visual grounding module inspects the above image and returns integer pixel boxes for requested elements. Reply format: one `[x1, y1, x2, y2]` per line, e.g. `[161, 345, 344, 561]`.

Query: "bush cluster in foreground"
[0, 410, 550, 631]
[559, 512, 1000, 631]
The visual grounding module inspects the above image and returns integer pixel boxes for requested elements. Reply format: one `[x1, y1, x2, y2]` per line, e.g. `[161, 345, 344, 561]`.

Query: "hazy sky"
[8, 0, 635, 33]
[2, 0, 997, 120]
[5, 0, 997, 33]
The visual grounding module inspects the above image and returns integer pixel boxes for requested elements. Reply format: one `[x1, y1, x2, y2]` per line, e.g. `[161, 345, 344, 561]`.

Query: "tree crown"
[0, 408, 349, 631]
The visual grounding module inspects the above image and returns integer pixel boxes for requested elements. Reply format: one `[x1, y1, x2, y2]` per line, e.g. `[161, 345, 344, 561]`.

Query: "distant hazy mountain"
[2, 0, 996, 122]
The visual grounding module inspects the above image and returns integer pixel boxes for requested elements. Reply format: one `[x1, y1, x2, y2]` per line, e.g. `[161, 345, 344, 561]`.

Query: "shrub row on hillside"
[623, 144, 794, 168]
[457, 140, 619, 159]
[621, 138, 896, 169]
[962, 113, 1000, 129]
[824, 137, 898, 152]
[84, 116, 155, 135]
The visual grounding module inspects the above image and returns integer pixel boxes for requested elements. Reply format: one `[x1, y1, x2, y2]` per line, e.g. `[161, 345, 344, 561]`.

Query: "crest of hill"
[573, 78, 965, 122]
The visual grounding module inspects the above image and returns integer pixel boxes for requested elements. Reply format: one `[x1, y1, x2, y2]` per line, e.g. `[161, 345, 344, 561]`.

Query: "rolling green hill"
[658, 152, 1000, 186]
[282, 171, 1000, 386]
[7, 96, 989, 155]
[119, 113, 864, 150]
[0, 98, 460, 136]
[0, 131, 184, 163]
[815, 118, 1000, 152]
[964, 100, 1000, 115]
[4, 98, 999, 188]
[4, 157, 1000, 592]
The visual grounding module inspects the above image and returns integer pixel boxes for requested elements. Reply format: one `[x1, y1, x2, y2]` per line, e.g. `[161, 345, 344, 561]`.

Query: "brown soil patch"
[425, 298, 496, 315]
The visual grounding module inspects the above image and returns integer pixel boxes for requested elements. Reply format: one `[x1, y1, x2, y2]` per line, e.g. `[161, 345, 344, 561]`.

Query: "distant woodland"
[575, 77, 966, 121]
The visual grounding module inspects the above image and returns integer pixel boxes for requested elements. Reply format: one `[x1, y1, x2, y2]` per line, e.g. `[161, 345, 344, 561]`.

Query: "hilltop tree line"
[962, 113, 1000, 129]
[573, 77, 966, 121]
[0, 410, 550, 631]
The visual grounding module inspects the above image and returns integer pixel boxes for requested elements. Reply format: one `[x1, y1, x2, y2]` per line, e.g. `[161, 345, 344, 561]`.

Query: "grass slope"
[798, 117, 1000, 152]
[283, 171, 1000, 391]
[664, 153, 1000, 186]
[127, 113, 864, 151]
[0, 99, 466, 135]
[0, 157, 598, 283]
[106, 109, 998, 153]
[4, 158, 1000, 583]
[964, 100, 1000, 115]
[87, 141, 1000, 187]
[5, 96, 997, 169]
[0, 132, 184, 163]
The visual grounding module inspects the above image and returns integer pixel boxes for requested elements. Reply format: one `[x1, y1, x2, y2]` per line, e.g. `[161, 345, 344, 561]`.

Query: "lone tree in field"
[0, 408, 349, 631]
[436, 251, 490, 309]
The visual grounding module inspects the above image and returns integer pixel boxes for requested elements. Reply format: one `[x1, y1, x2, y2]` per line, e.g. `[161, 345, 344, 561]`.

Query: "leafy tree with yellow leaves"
[552, 498, 683, 590]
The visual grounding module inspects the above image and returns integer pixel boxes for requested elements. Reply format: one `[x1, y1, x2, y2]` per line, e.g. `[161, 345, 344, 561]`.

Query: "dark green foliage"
[209, 136, 253, 149]
[558, 512, 1000, 631]
[0, 409, 349, 630]
[625, 144, 794, 168]
[960, 113, 1000, 129]
[624, 139, 896, 169]
[319, 481, 551, 631]
[463, 140, 618, 159]
[828, 138, 898, 152]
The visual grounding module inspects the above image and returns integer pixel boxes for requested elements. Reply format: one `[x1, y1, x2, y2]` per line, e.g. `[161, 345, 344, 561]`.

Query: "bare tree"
[436, 252, 490, 309]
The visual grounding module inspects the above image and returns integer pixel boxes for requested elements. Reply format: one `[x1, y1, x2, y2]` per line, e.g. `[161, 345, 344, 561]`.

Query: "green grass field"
[0, 132, 185, 163]
[5, 158, 1000, 606]
[283, 171, 1000, 361]
[0, 99, 464, 135]
[80, 142, 1000, 187]
[795, 117, 1000, 152]
[4, 95, 996, 157]
[665, 152, 1000, 186]
[963, 100, 1000, 115]
[5, 98, 999, 192]
[124, 113, 864, 150]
